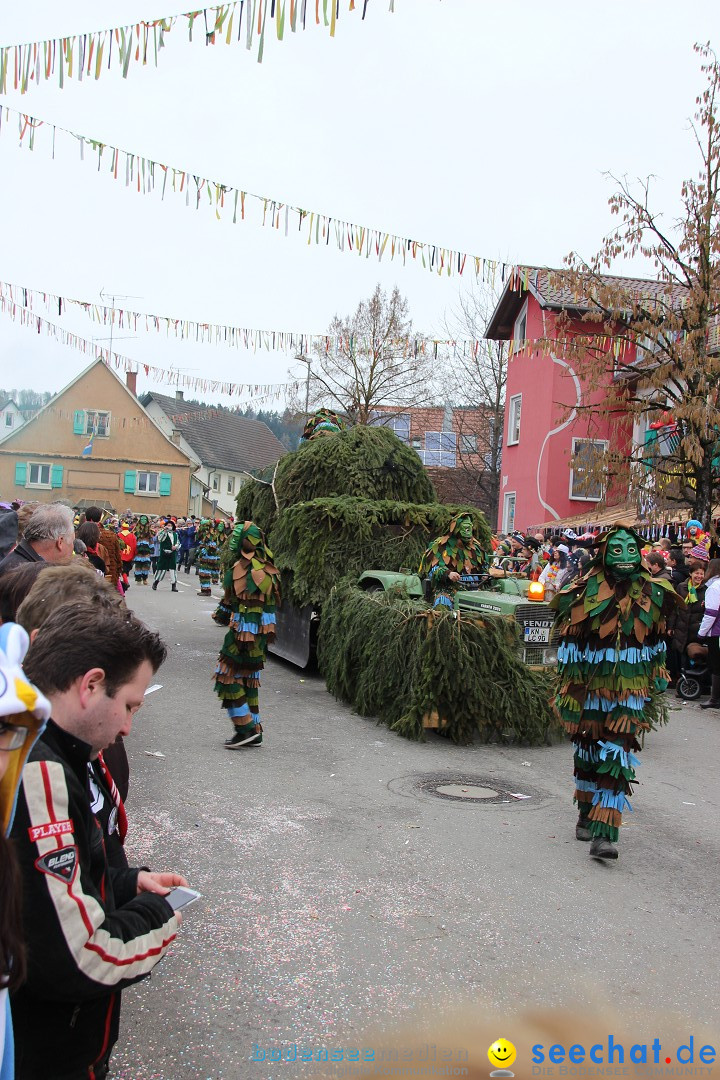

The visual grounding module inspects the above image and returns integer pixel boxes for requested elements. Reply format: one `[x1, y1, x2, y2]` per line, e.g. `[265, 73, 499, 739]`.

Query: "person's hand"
[136, 871, 188, 896]
[448, 571, 461, 582]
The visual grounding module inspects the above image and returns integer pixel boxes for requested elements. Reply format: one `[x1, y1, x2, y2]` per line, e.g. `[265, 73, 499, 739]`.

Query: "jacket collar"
[42, 718, 93, 777]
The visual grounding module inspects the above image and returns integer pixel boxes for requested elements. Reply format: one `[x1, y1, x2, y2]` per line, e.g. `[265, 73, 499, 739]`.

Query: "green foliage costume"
[213, 522, 281, 748]
[418, 515, 487, 609]
[551, 524, 677, 859]
[196, 519, 215, 595]
[133, 515, 152, 584]
[301, 408, 346, 440]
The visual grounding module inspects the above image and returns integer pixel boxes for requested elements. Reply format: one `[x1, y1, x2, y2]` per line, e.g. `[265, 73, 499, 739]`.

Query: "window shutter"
[51, 465, 63, 488]
[124, 471, 136, 494]
[159, 474, 172, 496]
[14, 462, 27, 486]
[73, 410, 86, 434]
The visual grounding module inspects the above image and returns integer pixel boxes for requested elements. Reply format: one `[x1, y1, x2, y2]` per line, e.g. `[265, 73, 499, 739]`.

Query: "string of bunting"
[0, 0, 406, 85]
[0, 277, 637, 361]
[0, 292, 299, 400]
[0, 102, 504, 281]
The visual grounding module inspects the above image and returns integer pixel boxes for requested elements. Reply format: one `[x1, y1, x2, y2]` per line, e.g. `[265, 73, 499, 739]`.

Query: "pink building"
[485, 267, 648, 533]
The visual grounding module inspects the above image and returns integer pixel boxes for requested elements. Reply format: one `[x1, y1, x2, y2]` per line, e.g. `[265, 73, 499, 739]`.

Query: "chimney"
[171, 429, 181, 445]
[126, 371, 137, 396]
[175, 390, 184, 401]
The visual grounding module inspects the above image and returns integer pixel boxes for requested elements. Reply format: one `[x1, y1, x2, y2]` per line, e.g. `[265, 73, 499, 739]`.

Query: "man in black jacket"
[11, 602, 188, 1080]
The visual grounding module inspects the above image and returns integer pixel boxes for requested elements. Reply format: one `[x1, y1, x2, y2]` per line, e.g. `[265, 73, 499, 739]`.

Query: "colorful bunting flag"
[0, 0, 408, 87]
[1, 102, 502, 282]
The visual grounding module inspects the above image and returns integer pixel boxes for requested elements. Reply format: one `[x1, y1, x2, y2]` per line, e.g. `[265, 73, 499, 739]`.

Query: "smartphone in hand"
[166, 886, 202, 911]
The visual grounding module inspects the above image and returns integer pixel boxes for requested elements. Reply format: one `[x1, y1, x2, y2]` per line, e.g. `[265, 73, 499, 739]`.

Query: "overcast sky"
[0, 0, 716, 405]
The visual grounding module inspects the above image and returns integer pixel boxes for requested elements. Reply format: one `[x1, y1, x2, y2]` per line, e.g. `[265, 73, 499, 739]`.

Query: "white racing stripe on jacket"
[23, 759, 177, 987]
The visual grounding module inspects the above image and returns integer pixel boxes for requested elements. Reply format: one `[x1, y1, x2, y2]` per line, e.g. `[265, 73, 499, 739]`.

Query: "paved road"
[110, 576, 720, 1079]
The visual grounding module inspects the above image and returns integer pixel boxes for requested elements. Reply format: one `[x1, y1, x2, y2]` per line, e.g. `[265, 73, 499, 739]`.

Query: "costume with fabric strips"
[418, 515, 487, 609]
[551, 523, 678, 860]
[133, 516, 153, 584]
[212, 522, 280, 748]
[301, 408, 346, 440]
[196, 520, 215, 596]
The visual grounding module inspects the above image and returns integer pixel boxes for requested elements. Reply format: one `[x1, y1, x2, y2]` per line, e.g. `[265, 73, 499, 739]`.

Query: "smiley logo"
[488, 1039, 517, 1071]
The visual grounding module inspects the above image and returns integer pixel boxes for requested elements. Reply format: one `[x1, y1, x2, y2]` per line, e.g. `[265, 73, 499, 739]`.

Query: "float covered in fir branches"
[236, 425, 489, 607]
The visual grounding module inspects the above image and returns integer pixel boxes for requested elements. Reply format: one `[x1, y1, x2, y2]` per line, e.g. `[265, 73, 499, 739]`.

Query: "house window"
[502, 492, 516, 534]
[212, 474, 220, 492]
[136, 471, 159, 495]
[28, 463, 52, 488]
[507, 395, 522, 445]
[369, 412, 411, 443]
[570, 438, 608, 501]
[85, 411, 111, 437]
[227, 476, 235, 495]
[418, 431, 456, 468]
[459, 434, 477, 454]
[4, 413, 12, 427]
[513, 302, 528, 352]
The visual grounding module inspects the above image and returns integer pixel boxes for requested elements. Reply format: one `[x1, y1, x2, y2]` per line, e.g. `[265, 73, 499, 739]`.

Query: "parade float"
[236, 421, 558, 744]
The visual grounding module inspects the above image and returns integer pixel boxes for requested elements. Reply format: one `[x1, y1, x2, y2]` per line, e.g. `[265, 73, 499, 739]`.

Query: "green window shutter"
[73, 410, 86, 435]
[159, 474, 172, 496]
[14, 462, 27, 486]
[124, 471, 136, 494]
[51, 464, 63, 489]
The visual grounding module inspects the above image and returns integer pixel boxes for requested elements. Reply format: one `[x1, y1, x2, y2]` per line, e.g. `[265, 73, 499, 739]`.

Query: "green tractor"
[357, 561, 560, 671]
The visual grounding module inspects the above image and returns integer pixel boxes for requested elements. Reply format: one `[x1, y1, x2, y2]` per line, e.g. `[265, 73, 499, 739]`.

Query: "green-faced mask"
[604, 528, 642, 579]
[457, 517, 473, 542]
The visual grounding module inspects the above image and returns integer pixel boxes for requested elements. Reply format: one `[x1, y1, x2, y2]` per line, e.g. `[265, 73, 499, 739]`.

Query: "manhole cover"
[387, 771, 549, 808]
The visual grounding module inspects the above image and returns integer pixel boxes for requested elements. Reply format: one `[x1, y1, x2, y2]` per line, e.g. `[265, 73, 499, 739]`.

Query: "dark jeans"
[708, 635, 720, 676]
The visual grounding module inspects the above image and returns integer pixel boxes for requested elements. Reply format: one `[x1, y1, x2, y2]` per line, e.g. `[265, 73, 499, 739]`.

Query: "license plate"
[523, 626, 551, 643]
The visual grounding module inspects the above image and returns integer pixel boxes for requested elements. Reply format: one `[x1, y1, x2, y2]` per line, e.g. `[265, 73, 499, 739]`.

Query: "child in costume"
[133, 516, 153, 584]
[212, 522, 280, 748]
[418, 515, 487, 609]
[552, 523, 678, 860]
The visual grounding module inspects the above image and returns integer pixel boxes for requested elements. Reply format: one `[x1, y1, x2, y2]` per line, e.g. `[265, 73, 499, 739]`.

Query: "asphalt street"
[109, 574, 720, 1079]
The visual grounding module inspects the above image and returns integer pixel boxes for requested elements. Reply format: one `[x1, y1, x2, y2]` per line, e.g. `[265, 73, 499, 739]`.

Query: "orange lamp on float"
[527, 581, 545, 602]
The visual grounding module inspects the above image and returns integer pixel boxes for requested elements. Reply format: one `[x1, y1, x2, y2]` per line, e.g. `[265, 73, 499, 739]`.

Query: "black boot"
[576, 808, 592, 841]
[590, 835, 618, 860]
[701, 674, 720, 708]
[171, 583, 178, 592]
[152, 580, 158, 591]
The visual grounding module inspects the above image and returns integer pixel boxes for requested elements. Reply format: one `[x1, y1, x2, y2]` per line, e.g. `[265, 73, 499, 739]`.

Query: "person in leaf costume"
[551, 524, 678, 860]
[133, 515, 153, 585]
[212, 521, 281, 748]
[301, 408, 346, 440]
[196, 519, 215, 596]
[418, 515, 487, 609]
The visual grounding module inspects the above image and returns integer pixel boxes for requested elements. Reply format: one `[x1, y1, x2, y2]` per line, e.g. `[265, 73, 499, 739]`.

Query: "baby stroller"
[676, 641, 712, 700]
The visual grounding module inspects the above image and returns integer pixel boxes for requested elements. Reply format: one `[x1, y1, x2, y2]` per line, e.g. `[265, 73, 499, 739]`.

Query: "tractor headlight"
[542, 647, 558, 666]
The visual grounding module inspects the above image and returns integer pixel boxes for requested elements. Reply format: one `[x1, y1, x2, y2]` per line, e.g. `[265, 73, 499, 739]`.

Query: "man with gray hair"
[0, 502, 75, 578]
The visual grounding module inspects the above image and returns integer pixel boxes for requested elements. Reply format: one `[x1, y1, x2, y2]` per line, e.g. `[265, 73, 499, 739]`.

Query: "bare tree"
[290, 284, 436, 423]
[551, 43, 720, 526]
[439, 283, 508, 526]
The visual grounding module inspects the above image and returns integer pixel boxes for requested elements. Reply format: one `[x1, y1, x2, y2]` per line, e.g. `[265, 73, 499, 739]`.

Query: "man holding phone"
[10, 602, 191, 1080]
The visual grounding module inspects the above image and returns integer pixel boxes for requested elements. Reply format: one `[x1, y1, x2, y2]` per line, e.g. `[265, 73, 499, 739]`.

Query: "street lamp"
[296, 354, 311, 417]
